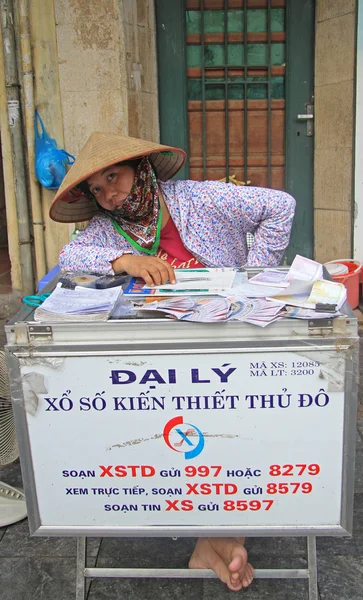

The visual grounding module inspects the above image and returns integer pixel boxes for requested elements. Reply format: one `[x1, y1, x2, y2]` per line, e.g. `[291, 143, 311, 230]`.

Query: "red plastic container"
[324, 259, 361, 309]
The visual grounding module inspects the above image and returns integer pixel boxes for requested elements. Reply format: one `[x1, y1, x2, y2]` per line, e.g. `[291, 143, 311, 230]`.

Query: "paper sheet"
[34, 284, 122, 322]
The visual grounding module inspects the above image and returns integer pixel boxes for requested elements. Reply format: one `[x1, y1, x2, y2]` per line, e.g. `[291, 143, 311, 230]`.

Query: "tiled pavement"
[0, 326, 362, 599]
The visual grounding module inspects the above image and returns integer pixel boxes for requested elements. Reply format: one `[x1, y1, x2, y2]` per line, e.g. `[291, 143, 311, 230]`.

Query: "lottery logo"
[163, 416, 205, 460]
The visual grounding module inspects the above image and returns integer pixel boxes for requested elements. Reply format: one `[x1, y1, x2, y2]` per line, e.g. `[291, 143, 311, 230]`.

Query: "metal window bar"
[267, 0, 272, 187]
[195, 1, 284, 188]
[244, 3, 248, 184]
[201, 0, 207, 180]
[224, 0, 229, 182]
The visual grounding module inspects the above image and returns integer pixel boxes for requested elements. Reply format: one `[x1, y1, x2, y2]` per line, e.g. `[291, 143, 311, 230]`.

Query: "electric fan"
[0, 350, 27, 526]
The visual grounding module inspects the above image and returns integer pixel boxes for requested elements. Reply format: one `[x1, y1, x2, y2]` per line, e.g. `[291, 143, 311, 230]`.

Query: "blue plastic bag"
[34, 110, 75, 189]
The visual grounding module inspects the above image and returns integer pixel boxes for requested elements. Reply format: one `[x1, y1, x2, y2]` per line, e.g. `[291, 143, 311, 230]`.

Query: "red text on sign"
[223, 500, 274, 511]
[99, 465, 156, 478]
[269, 464, 320, 477]
[266, 482, 313, 494]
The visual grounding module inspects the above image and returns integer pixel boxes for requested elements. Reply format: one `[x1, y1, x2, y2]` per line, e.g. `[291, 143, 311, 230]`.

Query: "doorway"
[156, 0, 315, 261]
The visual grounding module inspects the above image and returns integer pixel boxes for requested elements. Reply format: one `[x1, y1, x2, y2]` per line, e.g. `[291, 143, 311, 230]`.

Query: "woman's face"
[87, 164, 136, 211]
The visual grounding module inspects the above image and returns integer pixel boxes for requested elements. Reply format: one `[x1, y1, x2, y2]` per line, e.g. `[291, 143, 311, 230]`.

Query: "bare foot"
[189, 537, 254, 591]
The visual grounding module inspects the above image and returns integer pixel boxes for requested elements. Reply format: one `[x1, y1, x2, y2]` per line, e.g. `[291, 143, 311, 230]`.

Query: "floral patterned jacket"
[59, 180, 296, 274]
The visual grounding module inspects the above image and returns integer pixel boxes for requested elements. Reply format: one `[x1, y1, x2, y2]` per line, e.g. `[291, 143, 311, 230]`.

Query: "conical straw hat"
[49, 132, 187, 223]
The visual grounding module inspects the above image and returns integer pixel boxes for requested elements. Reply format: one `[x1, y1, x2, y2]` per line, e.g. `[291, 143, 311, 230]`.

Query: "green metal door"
[156, 0, 314, 261]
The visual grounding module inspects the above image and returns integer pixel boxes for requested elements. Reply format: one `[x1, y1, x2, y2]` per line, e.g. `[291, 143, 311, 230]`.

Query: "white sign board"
[20, 350, 346, 534]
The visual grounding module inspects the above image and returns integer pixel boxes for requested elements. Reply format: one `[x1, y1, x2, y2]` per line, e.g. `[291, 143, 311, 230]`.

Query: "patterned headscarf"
[100, 157, 162, 254]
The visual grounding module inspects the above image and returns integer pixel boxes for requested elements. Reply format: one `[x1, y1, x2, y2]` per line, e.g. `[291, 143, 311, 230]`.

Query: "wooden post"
[29, 0, 70, 272]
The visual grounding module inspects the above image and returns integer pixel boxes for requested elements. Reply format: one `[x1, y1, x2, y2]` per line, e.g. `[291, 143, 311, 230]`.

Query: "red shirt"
[156, 217, 204, 268]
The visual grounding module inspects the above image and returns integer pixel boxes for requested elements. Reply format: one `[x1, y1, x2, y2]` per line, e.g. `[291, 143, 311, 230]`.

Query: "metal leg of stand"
[79, 536, 318, 598]
[307, 536, 319, 600]
[76, 537, 87, 600]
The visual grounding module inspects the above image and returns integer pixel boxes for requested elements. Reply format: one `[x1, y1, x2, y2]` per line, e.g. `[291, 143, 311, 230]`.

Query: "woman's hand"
[112, 255, 176, 286]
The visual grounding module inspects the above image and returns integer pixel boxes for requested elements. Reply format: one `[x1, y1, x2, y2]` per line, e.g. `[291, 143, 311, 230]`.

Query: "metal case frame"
[5, 304, 359, 538]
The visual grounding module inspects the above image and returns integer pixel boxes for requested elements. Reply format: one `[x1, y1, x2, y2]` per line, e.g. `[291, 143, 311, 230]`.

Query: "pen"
[177, 269, 209, 272]
[175, 277, 211, 283]
[158, 289, 209, 293]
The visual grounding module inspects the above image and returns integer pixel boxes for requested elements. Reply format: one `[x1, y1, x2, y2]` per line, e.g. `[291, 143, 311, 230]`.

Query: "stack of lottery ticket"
[225, 296, 284, 326]
[181, 297, 231, 322]
[241, 298, 285, 326]
[139, 297, 230, 322]
[138, 295, 284, 326]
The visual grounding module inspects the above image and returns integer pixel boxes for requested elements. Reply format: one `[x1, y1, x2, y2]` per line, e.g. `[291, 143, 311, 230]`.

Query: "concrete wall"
[122, 0, 159, 142]
[55, 0, 159, 158]
[314, 0, 356, 262]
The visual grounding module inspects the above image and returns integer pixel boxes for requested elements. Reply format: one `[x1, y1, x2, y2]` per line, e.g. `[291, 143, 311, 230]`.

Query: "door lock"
[296, 104, 314, 136]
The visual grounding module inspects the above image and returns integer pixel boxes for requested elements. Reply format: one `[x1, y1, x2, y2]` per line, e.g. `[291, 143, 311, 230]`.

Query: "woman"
[50, 131, 296, 591]
[51, 132, 295, 286]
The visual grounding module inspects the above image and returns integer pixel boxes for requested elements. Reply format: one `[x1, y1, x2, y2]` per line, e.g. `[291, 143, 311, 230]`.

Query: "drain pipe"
[0, 12, 21, 289]
[17, 0, 46, 282]
[1, 0, 34, 294]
